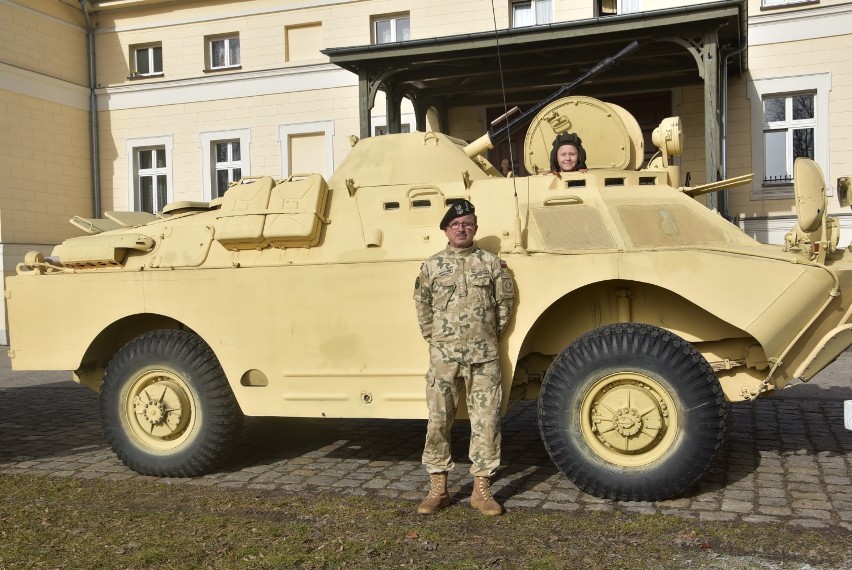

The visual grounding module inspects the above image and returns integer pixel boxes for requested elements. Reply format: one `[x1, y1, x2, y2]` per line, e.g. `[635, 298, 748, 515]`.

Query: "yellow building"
[1, 0, 851, 343]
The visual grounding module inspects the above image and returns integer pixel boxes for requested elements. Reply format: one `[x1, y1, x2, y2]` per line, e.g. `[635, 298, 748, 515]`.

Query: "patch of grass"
[0, 473, 849, 569]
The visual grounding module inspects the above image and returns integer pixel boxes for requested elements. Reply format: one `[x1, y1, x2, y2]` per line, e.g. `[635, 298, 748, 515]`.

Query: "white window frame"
[208, 35, 240, 70]
[125, 135, 173, 213]
[373, 14, 410, 44]
[512, 0, 553, 27]
[132, 44, 162, 76]
[748, 73, 830, 200]
[278, 120, 335, 179]
[200, 129, 252, 201]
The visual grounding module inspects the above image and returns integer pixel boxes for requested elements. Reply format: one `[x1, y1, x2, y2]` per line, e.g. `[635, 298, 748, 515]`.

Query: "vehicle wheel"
[100, 329, 244, 477]
[538, 323, 727, 501]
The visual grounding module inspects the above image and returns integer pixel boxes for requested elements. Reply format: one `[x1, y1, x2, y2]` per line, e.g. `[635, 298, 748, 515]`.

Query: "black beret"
[440, 200, 475, 230]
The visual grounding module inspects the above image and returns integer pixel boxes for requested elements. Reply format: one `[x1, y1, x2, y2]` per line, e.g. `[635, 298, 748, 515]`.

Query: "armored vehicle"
[7, 55, 851, 501]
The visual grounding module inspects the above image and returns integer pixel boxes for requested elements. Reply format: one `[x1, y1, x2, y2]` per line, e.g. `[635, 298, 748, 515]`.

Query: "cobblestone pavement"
[1, 353, 850, 530]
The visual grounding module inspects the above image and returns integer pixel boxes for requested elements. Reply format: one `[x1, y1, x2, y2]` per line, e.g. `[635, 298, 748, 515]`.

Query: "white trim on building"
[97, 64, 356, 111]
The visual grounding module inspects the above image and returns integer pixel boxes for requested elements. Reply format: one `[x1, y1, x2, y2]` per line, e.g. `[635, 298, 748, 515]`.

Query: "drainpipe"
[79, 0, 101, 217]
[720, 44, 746, 222]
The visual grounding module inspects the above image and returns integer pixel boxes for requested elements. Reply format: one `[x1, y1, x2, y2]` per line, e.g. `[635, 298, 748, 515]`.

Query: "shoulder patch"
[500, 260, 508, 269]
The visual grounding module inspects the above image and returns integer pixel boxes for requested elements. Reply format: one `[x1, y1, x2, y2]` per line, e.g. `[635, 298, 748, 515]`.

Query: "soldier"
[412, 199, 515, 516]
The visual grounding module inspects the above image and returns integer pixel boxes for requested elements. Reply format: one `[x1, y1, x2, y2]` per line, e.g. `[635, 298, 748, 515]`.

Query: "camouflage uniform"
[413, 244, 514, 477]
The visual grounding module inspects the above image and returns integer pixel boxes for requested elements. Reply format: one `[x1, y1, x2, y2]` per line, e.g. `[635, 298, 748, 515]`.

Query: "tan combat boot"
[417, 472, 451, 515]
[471, 476, 502, 516]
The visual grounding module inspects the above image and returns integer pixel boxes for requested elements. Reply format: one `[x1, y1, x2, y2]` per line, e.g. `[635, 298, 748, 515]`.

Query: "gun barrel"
[464, 41, 639, 158]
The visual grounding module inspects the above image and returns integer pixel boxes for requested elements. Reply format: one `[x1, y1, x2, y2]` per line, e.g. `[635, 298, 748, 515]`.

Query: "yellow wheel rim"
[579, 371, 679, 467]
[124, 369, 196, 451]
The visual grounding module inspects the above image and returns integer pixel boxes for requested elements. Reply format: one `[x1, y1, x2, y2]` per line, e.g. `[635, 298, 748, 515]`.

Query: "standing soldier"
[413, 200, 515, 516]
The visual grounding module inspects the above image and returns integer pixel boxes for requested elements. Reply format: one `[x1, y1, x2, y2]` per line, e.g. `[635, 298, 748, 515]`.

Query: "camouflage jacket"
[413, 244, 515, 364]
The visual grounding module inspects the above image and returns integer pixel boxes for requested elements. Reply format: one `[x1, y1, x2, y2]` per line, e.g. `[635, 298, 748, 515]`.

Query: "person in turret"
[412, 200, 515, 516]
[550, 132, 588, 173]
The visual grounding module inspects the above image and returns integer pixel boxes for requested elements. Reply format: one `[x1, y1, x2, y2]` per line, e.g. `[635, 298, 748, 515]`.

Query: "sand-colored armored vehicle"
[7, 48, 852, 502]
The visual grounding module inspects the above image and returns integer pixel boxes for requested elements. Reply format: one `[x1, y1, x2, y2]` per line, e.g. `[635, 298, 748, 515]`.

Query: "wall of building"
[737, 1, 852, 243]
[0, 0, 95, 344]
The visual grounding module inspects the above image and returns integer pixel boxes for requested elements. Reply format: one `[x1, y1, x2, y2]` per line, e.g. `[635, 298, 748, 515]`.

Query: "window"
[214, 141, 242, 198]
[762, 93, 815, 185]
[598, 0, 641, 16]
[373, 14, 410, 44]
[748, 73, 830, 200]
[126, 136, 173, 213]
[208, 34, 240, 70]
[137, 147, 168, 213]
[132, 44, 162, 76]
[512, 0, 553, 27]
[200, 129, 251, 201]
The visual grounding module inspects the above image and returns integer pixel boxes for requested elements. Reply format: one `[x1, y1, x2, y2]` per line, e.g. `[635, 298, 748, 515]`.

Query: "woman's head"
[549, 132, 587, 172]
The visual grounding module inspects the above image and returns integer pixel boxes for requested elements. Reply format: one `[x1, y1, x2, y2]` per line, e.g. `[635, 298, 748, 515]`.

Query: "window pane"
[375, 20, 391, 43]
[217, 170, 229, 197]
[157, 176, 167, 211]
[135, 50, 149, 74]
[232, 142, 241, 161]
[139, 150, 152, 170]
[792, 94, 814, 120]
[621, 0, 640, 14]
[396, 17, 410, 41]
[212, 39, 225, 67]
[153, 47, 162, 73]
[216, 143, 228, 162]
[764, 130, 788, 183]
[156, 148, 166, 168]
[599, 0, 617, 15]
[233, 168, 241, 181]
[535, 0, 552, 24]
[229, 38, 240, 65]
[140, 177, 153, 213]
[793, 128, 814, 160]
[764, 97, 785, 123]
[514, 3, 533, 26]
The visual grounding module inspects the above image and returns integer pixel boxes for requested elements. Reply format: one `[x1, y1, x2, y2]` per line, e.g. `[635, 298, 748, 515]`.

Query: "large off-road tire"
[100, 329, 244, 477]
[538, 323, 727, 501]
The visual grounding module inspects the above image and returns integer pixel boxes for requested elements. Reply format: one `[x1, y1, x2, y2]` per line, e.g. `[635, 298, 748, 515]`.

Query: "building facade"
[1, 0, 851, 343]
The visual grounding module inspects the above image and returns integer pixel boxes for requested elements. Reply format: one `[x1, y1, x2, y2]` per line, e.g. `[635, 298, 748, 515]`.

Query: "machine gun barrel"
[464, 41, 639, 158]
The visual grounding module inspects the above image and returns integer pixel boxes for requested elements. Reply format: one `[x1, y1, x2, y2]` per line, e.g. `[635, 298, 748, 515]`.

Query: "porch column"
[385, 81, 402, 134]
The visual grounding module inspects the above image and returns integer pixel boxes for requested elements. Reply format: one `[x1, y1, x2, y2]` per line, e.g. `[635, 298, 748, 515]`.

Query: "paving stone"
[1, 365, 851, 530]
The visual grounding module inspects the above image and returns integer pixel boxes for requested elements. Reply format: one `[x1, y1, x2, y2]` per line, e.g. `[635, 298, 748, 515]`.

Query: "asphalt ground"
[0, 351, 850, 529]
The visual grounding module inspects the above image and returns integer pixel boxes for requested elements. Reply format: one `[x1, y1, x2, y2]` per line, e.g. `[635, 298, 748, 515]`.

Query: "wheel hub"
[580, 371, 678, 467]
[610, 407, 643, 436]
[138, 399, 167, 424]
[126, 373, 193, 447]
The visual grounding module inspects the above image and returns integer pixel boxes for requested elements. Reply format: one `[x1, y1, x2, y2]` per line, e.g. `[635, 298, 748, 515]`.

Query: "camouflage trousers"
[422, 348, 502, 477]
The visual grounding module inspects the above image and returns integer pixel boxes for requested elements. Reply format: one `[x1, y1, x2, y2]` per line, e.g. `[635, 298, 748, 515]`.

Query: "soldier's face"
[444, 214, 477, 248]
